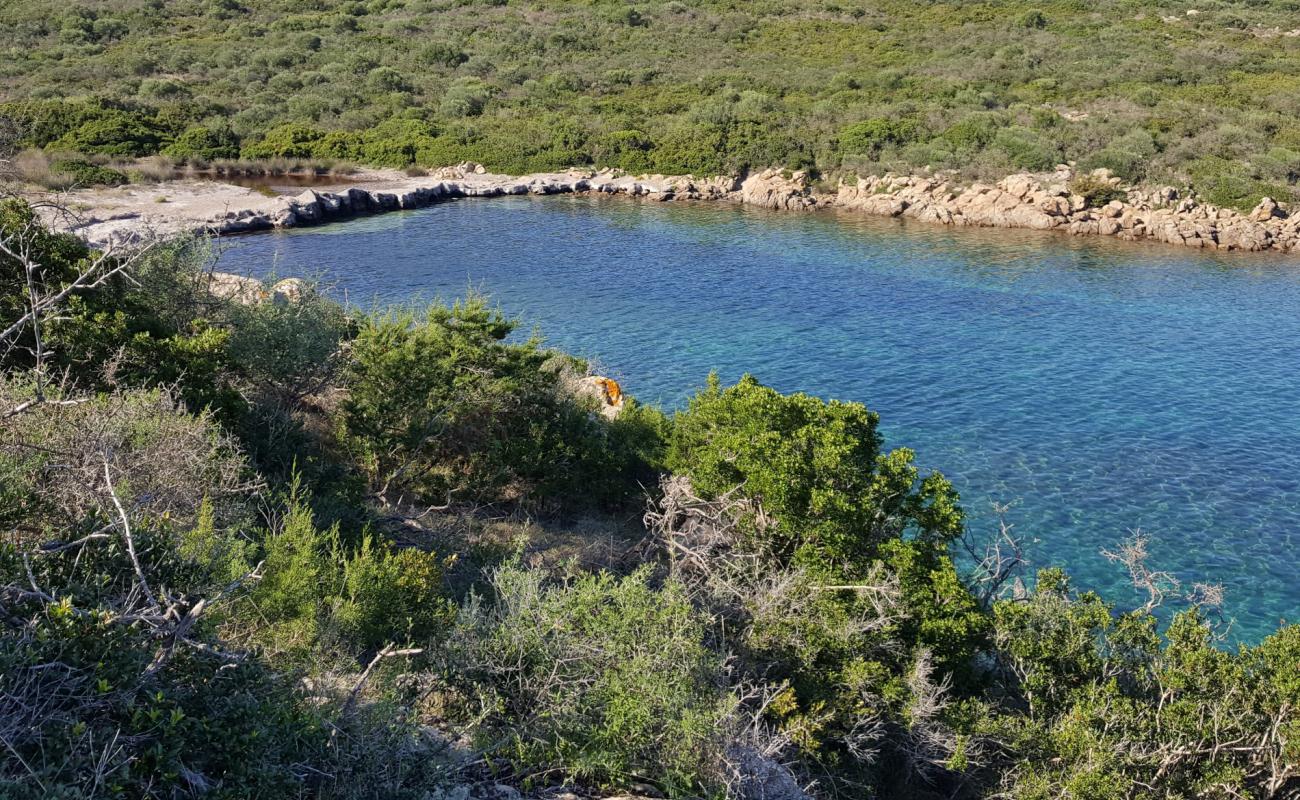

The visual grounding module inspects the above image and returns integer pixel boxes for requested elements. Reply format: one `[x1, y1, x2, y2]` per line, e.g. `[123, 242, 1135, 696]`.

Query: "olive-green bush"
[987, 570, 1300, 799]
[49, 158, 129, 187]
[447, 564, 736, 797]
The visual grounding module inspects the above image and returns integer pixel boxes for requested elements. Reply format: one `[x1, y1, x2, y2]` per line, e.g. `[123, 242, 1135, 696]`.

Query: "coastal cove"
[217, 195, 1300, 642]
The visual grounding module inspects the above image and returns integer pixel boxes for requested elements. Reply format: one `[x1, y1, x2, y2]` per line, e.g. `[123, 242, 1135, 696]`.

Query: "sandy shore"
[31, 164, 1300, 256]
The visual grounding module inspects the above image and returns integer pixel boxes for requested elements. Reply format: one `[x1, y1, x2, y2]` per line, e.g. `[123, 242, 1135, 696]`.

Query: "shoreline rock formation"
[45, 163, 1299, 256]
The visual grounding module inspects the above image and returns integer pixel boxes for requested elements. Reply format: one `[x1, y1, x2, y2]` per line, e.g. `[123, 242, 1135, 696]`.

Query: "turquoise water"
[217, 196, 1300, 641]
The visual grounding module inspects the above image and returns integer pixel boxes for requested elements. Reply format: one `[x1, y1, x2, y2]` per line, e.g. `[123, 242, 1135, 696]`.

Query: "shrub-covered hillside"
[2, 0, 1300, 208]
[2, 181, 1299, 797]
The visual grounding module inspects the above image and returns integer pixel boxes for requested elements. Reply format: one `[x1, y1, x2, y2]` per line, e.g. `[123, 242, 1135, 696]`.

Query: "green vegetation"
[2, 1, 1299, 208]
[1, 198, 1297, 799]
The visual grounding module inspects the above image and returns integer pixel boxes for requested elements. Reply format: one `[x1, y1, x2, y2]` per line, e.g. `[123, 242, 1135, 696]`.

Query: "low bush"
[1069, 173, 1127, 207]
[838, 118, 923, 158]
[0, 378, 253, 538]
[238, 478, 454, 659]
[1189, 156, 1291, 212]
[164, 124, 241, 160]
[446, 563, 736, 796]
[49, 158, 128, 187]
[224, 279, 351, 402]
[988, 570, 1300, 799]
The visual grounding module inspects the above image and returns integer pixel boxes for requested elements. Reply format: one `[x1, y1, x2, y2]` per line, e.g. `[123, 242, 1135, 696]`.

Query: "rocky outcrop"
[822, 168, 1297, 253]
[205, 272, 310, 305]
[575, 375, 626, 420]
[61, 162, 1298, 256]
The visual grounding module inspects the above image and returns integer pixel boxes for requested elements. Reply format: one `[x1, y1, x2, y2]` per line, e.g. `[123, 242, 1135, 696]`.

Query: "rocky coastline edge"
[46, 163, 1299, 255]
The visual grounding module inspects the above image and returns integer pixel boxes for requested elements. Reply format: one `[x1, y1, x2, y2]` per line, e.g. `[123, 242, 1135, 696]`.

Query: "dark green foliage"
[164, 124, 240, 160]
[663, 374, 985, 793]
[1190, 156, 1293, 213]
[224, 283, 351, 402]
[1019, 10, 1047, 29]
[340, 295, 664, 510]
[1, 205, 245, 416]
[240, 123, 327, 160]
[1069, 173, 1127, 208]
[241, 479, 454, 659]
[668, 373, 962, 574]
[839, 118, 923, 157]
[0, 600, 325, 799]
[49, 159, 129, 187]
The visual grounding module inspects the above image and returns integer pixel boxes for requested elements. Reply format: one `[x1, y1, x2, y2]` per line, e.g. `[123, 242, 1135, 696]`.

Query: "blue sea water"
[217, 196, 1300, 642]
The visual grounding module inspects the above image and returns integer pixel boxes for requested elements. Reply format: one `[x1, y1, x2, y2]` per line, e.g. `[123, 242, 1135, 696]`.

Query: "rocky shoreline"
[47, 163, 1298, 255]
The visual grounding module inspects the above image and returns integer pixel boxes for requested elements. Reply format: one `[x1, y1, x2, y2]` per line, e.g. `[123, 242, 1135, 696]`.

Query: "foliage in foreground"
[447, 564, 736, 797]
[0, 206, 1296, 798]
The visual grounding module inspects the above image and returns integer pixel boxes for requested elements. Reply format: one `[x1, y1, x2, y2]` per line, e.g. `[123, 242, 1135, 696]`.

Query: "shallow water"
[217, 196, 1300, 642]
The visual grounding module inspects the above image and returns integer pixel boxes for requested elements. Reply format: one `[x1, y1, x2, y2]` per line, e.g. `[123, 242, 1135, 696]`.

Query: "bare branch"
[102, 457, 160, 610]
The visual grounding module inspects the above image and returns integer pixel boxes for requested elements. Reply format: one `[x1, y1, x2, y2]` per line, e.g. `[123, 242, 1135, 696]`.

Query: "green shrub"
[668, 374, 962, 575]
[1189, 156, 1290, 212]
[940, 115, 1003, 152]
[417, 41, 467, 68]
[340, 294, 661, 509]
[50, 158, 128, 186]
[993, 126, 1059, 171]
[164, 123, 241, 160]
[596, 128, 655, 173]
[838, 117, 922, 157]
[1019, 9, 1047, 29]
[0, 599, 326, 799]
[439, 78, 491, 118]
[240, 123, 326, 159]
[0, 377, 251, 538]
[988, 572, 1300, 798]
[224, 279, 351, 401]
[1069, 172, 1127, 207]
[448, 564, 735, 796]
[51, 111, 166, 157]
[242, 478, 454, 659]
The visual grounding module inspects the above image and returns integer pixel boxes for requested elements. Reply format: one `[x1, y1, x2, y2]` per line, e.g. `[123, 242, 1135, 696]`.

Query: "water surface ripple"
[217, 196, 1300, 641]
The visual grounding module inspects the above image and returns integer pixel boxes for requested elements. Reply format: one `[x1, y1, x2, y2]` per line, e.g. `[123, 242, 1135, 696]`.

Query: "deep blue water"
[217, 196, 1300, 642]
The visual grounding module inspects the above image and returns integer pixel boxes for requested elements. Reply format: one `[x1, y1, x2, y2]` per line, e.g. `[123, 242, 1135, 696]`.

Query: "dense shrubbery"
[669, 373, 962, 572]
[3, 1, 1300, 207]
[447, 564, 736, 796]
[1, 202, 1296, 799]
[340, 295, 667, 510]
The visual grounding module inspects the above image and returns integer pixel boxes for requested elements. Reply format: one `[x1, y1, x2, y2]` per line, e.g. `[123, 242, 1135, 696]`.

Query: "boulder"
[576, 375, 625, 420]
[270, 278, 310, 305]
[270, 206, 297, 228]
[739, 169, 815, 210]
[1250, 197, 1285, 222]
[290, 190, 323, 223]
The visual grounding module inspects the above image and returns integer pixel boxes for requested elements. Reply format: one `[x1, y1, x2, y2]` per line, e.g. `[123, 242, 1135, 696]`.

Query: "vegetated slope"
[2, 0, 1300, 208]
[3, 196, 1299, 798]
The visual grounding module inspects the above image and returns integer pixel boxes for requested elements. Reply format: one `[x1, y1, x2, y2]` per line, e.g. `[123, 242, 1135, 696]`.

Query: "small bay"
[218, 195, 1300, 641]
